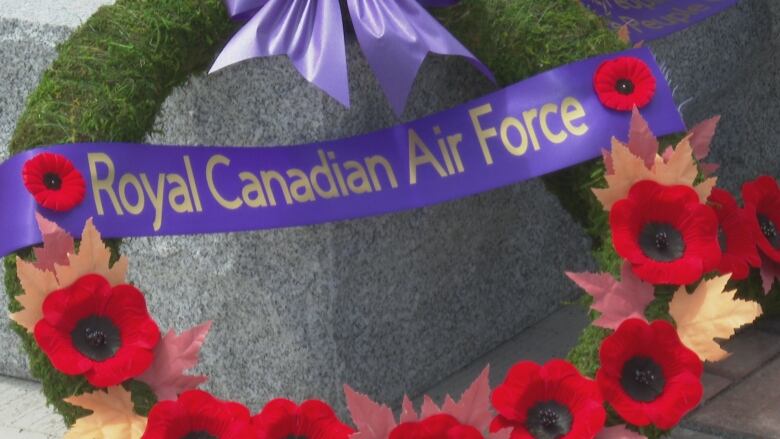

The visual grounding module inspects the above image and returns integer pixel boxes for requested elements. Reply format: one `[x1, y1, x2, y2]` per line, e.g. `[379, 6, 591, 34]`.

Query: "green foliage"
[439, 0, 626, 86]
[9, 0, 236, 154]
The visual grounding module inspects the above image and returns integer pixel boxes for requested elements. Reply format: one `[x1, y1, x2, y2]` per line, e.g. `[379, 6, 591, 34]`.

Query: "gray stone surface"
[0, 376, 65, 439]
[0, 17, 74, 379]
[650, 0, 780, 194]
[128, 39, 596, 414]
[701, 373, 732, 404]
[689, 355, 780, 438]
[671, 428, 724, 439]
[413, 305, 588, 406]
[704, 328, 780, 381]
[0, 0, 112, 28]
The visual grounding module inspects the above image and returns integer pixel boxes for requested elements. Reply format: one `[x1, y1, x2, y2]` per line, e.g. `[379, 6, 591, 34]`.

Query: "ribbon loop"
[212, 0, 493, 114]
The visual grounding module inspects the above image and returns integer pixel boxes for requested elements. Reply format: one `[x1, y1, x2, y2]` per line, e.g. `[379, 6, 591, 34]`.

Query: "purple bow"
[210, 0, 494, 115]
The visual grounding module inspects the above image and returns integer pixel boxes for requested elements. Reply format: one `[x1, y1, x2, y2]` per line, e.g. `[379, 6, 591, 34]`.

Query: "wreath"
[5, 0, 778, 439]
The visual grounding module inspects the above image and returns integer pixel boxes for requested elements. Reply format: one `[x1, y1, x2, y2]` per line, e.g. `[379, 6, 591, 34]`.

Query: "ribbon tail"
[348, 0, 494, 116]
[222, 0, 270, 19]
[417, 0, 459, 7]
[210, 0, 350, 107]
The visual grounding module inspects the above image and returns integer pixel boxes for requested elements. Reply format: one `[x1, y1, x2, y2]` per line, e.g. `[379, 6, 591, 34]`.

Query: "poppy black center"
[285, 436, 307, 439]
[526, 401, 572, 439]
[70, 316, 121, 361]
[182, 432, 217, 439]
[758, 214, 780, 249]
[717, 226, 728, 252]
[639, 223, 685, 261]
[616, 78, 635, 95]
[43, 172, 62, 190]
[621, 356, 665, 402]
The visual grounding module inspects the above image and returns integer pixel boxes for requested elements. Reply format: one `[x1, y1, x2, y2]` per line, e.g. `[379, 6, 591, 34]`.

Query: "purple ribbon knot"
[210, 0, 494, 115]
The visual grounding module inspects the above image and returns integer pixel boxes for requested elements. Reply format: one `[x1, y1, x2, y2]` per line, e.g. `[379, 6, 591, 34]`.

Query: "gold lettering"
[366, 155, 398, 190]
[561, 97, 589, 136]
[88, 153, 123, 216]
[239, 172, 267, 208]
[206, 155, 243, 210]
[167, 174, 195, 213]
[499, 117, 529, 156]
[409, 128, 447, 185]
[183, 156, 202, 212]
[327, 151, 349, 196]
[539, 104, 568, 144]
[287, 169, 316, 203]
[261, 170, 293, 206]
[140, 173, 165, 231]
[521, 109, 542, 151]
[447, 133, 465, 173]
[344, 161, 373, 194]
[311, 150, 340, 199]
[118, 174, 145, 215]
[469, 104, 498, 165]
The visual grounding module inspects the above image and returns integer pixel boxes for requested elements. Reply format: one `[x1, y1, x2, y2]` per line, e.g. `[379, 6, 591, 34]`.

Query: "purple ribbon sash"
[0, 48, 684, 257]
[581, 0, 738, 42]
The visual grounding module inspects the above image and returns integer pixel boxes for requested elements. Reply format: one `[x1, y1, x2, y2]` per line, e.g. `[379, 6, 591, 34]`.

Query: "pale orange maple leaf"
[669, 275, 762, 362]
[64, 386, 147, 439]
[56, 218, 129, 288]
[10, 258, 59, 333]
[617, 24, 630, 44]
[594, 138, 653, 210]
[595, 137, 716, 210]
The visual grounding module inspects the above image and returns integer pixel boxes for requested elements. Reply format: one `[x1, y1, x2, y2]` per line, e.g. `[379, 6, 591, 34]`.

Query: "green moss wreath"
[13, 0, 774, 434]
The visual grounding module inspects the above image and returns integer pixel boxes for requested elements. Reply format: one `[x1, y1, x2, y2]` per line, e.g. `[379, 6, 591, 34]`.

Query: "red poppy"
[252, 398, 353, 439]
[610, 180, 721, 285]
[390, 414, 482, 439]
[22, 152, 86, 212]
[142, 390, 253, 439]
[597, 319, 703, 430]
[490, 359, 605, 439]
[33, 274, 160, 387]
[742, 176, 780, 263]
[707, 188, 761, 280]
[593, 57, 656, 111]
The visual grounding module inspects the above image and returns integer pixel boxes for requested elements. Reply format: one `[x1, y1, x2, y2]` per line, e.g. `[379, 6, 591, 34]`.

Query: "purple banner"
[581, 0, 738, 42]
[0, 48, 685, 256]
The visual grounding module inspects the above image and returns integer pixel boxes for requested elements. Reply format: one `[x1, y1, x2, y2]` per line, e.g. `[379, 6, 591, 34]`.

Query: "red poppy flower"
[33, 274, 160, 387]
[593, 57, 656, 111]
[742, 176, 780, 263]
[707, 188, 761, 280]
[490, 359, 605, 439]
[142, 390, 254, 439]
[610, 180, 721, 285]
[597, 319, 703, 430]
[390, 414, 482, 439]
[22, 152, 86, 211]
[252, 398, 353, 439]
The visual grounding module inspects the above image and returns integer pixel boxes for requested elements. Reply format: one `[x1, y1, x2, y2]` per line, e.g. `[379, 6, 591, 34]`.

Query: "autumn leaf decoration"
[11, 217, 128, 333]
[566, 262, 655, 329]
[669, 275, 763, 362]
[594, 108, 719, 210]
[138, 321, 213, 401]
[64, 386, 148, 439]
[346, 367, 509, 439]
[596, 425, 647, 439]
